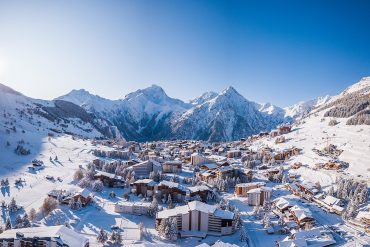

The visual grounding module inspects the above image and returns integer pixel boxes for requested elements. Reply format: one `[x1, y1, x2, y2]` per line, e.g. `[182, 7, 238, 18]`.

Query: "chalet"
[274, 152, 286, 163]
[272, 198, 295, 215]
[48, 188, 92, 207]
[286, 183, 300, 195]
[156, 181, 187, 201]
[288, 205, 315, 228]
[114, 201, 151, 215]
[357, 211, 370, 228]
[275, 136, 286, 144]
[247, 187, 272, 206]
[291, 162, 302, 169]
[207, 155, 227, 163]
[131, 160, 162, 179]
[0, 226, 89, 247]
[235, 182, 265, 197]
[163, 161, 182, 173]
[191, 153, 210, 166]
[131, 179, 157, 197]
[227, 150, 241, 158]
[216, 166, 237, 179]
[323, 161, 344, 170]
[278, 228, 336, 247]
[278, 125, 291, 135]
[197, 170, 217, 182]
[242, 169, 253, 182]
[187, 185, 212, 202]
[270, 130, 279, 138]
[94, 171, 124, 187]
[199, 163, 218, 171]
[64, 188, 92, 206]
[156, 201, 235, 237]
[296, 181, 319, 200]
[264, 168, 280, 178]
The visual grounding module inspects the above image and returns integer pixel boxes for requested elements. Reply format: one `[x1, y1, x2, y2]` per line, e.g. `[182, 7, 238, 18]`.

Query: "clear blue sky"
[0, 0, 369, 107]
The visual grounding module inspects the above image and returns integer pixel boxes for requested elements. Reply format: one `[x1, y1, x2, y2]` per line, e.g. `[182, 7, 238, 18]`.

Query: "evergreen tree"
[240, 225, 248, 242]
[15, 214, 23, 228]
[158, 218, 169, 238]
[5, 217, 11, 230]
[8, 197, 18, 213]
[167, 194, 174, 209]
[22, 213, 31, 228]
[110, 230, 122, 244]
[169, 217, 178, 241]
[148, 197, 159, 217]
[96, 228, 108, 243]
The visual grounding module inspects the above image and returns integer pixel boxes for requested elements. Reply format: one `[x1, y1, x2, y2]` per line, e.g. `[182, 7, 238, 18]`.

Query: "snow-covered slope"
[57, 89, 118, 114]
[189, 92, 218, 106]
[340, 76, 370, 96]
[0, 83, 121, 140]
[284, 95, 331, 119]
[250, 77, 370, 182]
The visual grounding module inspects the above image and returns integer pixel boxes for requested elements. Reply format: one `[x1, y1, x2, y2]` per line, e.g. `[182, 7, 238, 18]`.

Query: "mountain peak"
[341, 76, 370, 96]
[222, 86, 238, 95]
[124, 84, 168, 102]
[190, 91, 218, 105]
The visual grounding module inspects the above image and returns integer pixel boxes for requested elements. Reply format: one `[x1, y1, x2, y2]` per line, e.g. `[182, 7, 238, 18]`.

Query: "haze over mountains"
[1, 76, 369, 142]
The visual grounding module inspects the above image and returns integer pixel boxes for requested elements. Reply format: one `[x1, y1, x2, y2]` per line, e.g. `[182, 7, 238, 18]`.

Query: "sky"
[0, 0, 370, 107]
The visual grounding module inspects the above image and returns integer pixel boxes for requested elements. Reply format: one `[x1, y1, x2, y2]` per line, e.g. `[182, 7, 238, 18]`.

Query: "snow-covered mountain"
[2, 77, 369, 142]
[0, 83, 122, 141]
[172, 87, 281, 141]
[58, 85, 191, 141]
[189, 92, 218, 106]
[57, 85, 288, 142]
[283, 95, 331, 119]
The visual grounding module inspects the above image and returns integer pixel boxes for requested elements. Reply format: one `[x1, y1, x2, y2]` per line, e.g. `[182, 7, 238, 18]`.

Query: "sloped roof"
[0, 226, 88, 247]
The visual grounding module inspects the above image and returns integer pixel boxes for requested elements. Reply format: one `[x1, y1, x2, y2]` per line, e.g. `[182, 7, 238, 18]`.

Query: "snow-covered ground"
[250, 109, 370, 183]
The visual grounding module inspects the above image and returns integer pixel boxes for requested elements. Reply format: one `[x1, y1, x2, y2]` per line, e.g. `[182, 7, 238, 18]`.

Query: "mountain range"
[1, 77, 369, 142]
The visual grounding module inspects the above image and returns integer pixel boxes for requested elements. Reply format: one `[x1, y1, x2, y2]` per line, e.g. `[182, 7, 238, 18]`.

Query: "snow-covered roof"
[214, 209, 234, 220]
[157, 201, 233, 220]
[94, 171, 122, 180]
[356, 210, 370, 220]
[158, 180, 186, 191]
[235, 182, 265, 188]
[188, 201, 216, 214]
[134, 179, 157, 186]
[322, 195, 340, 206]
[279, 238, 308, 247]
[200, 163, 218, 169]
[116, 201, 151, 207]
[293, 228, 321, 239]
[273, 197, 294, 210]
[290, 206, 313, 221]
[187, 185, 211, 193]
[217, 166, 234, 172]
[76, 188, 91, 198]
[0, 226, 88, 247]
[157, 205, 190, 218]
[247, 186, 272, 194]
